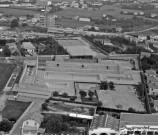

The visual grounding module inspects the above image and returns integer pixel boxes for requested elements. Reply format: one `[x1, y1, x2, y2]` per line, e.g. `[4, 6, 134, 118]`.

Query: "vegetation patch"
[0, 63, 15, 93]
[2, 100, 31, 121]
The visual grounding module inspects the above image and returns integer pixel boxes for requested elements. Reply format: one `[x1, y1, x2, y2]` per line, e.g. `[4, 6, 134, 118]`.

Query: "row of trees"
[41, 114, 88, 133]
[100, 81, 115, 90]
[52, 91, 69, 98]
[79, 90, 95, 100]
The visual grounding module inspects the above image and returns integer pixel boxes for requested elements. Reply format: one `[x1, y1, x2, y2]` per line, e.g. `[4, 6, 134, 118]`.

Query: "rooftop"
[120, 113, 158, 128]
[90, 114, 119, 131]
[22, 42, 35, 50]
[148, 83, 158, 89]
[146, 70, 157, 76]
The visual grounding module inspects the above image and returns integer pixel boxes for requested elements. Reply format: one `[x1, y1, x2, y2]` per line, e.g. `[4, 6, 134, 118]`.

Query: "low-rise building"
[89, 114, 119, 135]
[145, 70, 157, 77]
[21, 42, 35, 55]
[22, 112, 45, 135]
[148, 83, 158, 95]
[120, 113, 158, 135]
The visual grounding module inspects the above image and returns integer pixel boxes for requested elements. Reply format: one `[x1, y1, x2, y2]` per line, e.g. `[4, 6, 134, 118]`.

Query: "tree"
[10, 19, 19, 28]
[0, 119, 13, 132]
[3, 46, 11, 57]
[53, 91, 59, 97]
[79, 90, 87, 98]
[128, 107, 136, 112]
[100, 81, 108, 90]
[42, 103, 48, 111]
[108, 81, 115, 90]
[62, 93, 68, 98]
[43, 114, 69, 133]
[88, 90, 94, 100]
[45, 99, 50, 103]
[98, 101, 103, 107]
[116, 104, 122, 110]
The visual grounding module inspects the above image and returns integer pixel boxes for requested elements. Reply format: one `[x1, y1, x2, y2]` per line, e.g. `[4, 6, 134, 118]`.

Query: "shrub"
[62, 93, 68, 98]
[42, 103, 48, 111]
[0, 119, 13, 132]
[98, 101, 103, 107]
[53, 91, 59, 97]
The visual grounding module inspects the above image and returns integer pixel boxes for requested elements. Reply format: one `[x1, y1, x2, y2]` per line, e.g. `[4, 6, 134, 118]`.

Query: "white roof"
[22, 42, 35, 50]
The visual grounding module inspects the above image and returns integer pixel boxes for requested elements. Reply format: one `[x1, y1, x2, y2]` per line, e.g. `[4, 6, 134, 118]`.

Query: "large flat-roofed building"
[119, 113, 158, 135]
[13, 55, 141, 100]
[89, 113, 158, 135]
[89, 114, 120, 135]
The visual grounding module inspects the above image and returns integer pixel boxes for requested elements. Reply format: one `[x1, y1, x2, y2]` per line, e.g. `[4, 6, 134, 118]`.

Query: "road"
[124, 26, 158, 35]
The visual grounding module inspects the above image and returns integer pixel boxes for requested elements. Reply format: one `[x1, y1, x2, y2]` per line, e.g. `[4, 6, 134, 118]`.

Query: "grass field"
[0, 63, 15, 93]
[97, 85, 145, 112]
[0, 7, 37, 16]
[54, 5, 134, 19]
[2, 100, 31, 120]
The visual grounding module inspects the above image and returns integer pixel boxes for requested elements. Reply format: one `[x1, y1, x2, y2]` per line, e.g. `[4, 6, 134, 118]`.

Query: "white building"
[89, 114, 120, 135]
[22, 112, 45, 135]
[21, 42, 35, 55]
[120, 113, 158, 135]
[79, 17, 91, 22]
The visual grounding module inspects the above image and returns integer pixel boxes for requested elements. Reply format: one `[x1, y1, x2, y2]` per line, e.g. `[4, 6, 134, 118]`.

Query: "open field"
[0, 63, 14, 93]
[97, 85, 145, 112]
[2, 100, 31, 120]
[56, 19, 93, 28]
[0, 7, 37, 16]
[54, 5, 135, 19]
[56, 37, 100, 56]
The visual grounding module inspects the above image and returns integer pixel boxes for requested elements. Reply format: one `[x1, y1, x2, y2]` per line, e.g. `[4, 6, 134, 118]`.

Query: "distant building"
[47, 15, 56, 27]
[79, 17, 90, 22]
[39, 14, 46, 26]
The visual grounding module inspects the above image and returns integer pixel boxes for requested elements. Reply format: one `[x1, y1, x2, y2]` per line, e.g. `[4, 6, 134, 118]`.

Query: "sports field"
[57, 37, 99, 56]
[0, 63, 14, 93]
[97, 85, 145, 112]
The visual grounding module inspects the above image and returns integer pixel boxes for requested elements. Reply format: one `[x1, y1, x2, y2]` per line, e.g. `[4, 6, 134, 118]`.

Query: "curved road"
[123, 26, 158, 35]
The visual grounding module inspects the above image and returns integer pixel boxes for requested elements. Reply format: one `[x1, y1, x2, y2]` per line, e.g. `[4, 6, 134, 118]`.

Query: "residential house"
[6, 42, 17, 54]
[147, 76, 158, 84]
[148, 83, 158, 95]
[22, 112, 45, 135]
[145, 70, 157, 77]
[154, 100, 158, 112]
[21, 42, 35, 55]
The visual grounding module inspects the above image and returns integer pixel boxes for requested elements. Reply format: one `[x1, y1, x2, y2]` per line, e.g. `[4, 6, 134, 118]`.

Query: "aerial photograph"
[0, 0, 158, 135]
